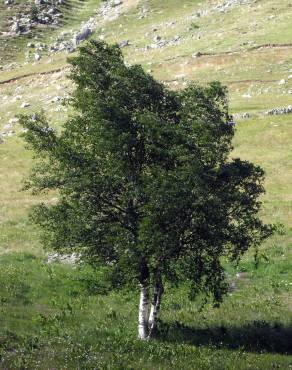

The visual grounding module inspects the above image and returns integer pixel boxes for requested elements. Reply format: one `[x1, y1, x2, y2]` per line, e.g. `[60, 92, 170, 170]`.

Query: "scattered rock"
[214, 0, 254, 13]
[98, 0, 123, 20]
[266, 105, 292, 116]
[1, 130, 15, 138]
[147, 34, 182, 50]
[278, 79, 286, 85]
[227, 112, 250, 121]
[47, 252, 80, 264]
[9, 117, 19, 125]
[6, 0, 65, 37]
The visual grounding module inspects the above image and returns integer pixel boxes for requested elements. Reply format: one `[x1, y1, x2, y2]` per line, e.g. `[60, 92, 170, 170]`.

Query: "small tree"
[21, 41, 272, 340]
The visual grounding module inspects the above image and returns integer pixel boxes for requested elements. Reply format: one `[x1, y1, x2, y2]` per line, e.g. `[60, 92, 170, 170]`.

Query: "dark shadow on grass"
[157, 320, 292, 354]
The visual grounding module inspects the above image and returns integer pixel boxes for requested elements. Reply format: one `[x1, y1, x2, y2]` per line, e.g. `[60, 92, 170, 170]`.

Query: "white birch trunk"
[148, 272, 163, 338]
[138, 283, 149, 340]
[148, 295, 161, 330]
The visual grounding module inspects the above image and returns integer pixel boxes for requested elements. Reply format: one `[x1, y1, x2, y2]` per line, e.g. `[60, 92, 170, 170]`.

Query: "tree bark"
[138, 283, 150, 340]
[148, 270, 164, 338]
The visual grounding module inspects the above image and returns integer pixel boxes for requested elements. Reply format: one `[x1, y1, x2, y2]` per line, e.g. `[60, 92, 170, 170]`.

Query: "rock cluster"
[232, 112, 252, 120]
[98, 0, 123, 20]
[266, 105, 292, 116]
[49, 20, 95, 54]
[6, 0, 64, 36]
[189, 0, 254, 19]
[8, 0, 126, 59]
[143, 34, 181, 50]
[0, 117, 19, 142]
[214, 0, 253, 13]
[47, 252, 80, 264]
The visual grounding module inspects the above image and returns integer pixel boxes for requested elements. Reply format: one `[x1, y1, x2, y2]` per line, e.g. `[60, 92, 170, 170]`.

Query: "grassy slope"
[0, 0, 292, 368]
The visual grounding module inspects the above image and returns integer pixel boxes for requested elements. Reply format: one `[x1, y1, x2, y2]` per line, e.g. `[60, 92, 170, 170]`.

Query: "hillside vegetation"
[0, 0, 291, 368]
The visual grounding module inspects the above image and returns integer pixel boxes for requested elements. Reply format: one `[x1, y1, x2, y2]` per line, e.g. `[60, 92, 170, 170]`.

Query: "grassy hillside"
[0, 0, 291, 368]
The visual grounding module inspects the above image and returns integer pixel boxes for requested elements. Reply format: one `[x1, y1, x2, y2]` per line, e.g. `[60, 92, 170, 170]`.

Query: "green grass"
[0, 253, 291, 369]
[0, 0, 292, 368]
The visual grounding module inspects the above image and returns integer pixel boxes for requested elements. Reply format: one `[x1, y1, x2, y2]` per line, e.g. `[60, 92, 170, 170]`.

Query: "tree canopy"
[20, 40, 272, 339]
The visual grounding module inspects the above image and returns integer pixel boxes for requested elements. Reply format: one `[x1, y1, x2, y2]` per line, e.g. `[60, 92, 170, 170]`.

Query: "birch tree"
[20, 41, 272, 340]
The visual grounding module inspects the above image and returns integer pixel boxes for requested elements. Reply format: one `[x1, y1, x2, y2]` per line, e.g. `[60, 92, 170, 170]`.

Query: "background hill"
[0, 0, 291, 368]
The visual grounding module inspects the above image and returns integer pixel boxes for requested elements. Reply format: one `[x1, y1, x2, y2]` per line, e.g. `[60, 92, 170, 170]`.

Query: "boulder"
[10, 20, 20, 34]
[118, 40, 129, 48]
[73, 27, 92, 46]
[112, 0, 122, 7]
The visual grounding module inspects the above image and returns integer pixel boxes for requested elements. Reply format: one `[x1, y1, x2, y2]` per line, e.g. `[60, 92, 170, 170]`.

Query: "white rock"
[112, 0, 122, 7]
[10, 20, 20, 33]
[118, 40, 129, 48]
[51, 96, 62, 103]
[13, 95, 22, 102]
[278, 79, 286, 85]
[8, 117, 19, 125]
[73, 27, 92, 46]
[21, 102, 30, 108]
[192, 51, 202, 58]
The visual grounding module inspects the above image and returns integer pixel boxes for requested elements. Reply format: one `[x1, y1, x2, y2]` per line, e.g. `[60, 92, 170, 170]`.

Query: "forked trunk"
[138, 283, 149, 340]
[148, 270, 164, 338]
